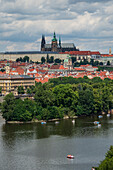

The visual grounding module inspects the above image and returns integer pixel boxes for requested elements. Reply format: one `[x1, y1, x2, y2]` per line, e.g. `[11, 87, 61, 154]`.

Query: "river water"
[0, 114, 113, 170]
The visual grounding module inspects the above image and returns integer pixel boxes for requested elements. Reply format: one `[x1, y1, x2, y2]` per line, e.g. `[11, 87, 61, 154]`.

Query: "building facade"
[0, 75, 35, 96]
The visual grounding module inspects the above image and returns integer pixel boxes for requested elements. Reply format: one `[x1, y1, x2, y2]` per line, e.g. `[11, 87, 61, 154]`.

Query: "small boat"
[67, 155, 74, 159]
[41, 121, 46, 125]
[98, 123, 101, 127]
[72, 120, 75, 123]
[107, 114, 110, 117]
[98, 115, 103, 118]
[55, 121, 59, 124]
[94, 121, 99, 125]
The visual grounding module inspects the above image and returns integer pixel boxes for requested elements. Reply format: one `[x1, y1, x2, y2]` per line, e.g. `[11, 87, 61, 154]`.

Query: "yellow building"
[0, 75, 35, 96]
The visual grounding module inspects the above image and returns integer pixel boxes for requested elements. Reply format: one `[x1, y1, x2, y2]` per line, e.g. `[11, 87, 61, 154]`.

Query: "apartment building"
[0, 75, 35, 96]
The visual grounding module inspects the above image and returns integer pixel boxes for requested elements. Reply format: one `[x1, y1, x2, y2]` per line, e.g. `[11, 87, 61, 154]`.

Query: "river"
[0, 114, 113, 170]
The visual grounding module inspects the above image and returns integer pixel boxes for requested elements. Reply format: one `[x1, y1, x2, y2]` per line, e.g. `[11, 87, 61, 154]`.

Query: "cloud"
[0, 0, 113, 53]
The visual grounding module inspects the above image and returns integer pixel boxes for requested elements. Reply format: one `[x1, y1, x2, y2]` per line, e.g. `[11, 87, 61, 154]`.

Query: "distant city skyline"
[0, 0, 113, 53]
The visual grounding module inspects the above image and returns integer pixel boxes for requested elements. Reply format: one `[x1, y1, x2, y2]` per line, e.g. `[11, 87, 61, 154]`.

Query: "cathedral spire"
[41, 34, 46, 50]
[54, 32, 56, 39]
[59, 36, 61, 47]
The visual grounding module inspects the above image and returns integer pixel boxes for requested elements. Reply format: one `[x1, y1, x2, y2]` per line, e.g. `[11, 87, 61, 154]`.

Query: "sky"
[0, 0, 113, 53]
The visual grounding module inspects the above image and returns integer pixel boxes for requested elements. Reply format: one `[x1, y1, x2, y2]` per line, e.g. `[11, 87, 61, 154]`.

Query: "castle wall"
[0, 53, 68, 62]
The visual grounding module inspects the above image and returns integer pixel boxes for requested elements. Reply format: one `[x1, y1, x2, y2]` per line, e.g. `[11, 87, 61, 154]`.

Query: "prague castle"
[41, 32, 79, 52]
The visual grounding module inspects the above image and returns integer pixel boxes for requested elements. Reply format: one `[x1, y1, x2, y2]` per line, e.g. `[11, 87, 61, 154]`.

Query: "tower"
[59, 36, 61, 48]
[51, 32, 58, 52]
[41, 35, 46, 51]
[109, 48, 111, 55]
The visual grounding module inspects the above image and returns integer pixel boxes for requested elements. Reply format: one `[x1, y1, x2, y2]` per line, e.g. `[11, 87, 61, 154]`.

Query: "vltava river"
[0, 115, 113, 170]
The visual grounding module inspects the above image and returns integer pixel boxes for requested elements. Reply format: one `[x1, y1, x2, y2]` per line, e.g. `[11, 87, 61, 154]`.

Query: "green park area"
[1, 76, 113, 122]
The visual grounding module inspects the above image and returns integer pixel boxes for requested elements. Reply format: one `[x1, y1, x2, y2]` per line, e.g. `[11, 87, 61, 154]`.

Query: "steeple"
[52, 32, 57, 42]
[59, 36, 61, 47]
[41, 35, 46, 50]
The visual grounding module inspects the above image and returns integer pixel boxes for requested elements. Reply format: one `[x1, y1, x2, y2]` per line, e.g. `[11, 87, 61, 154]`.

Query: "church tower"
[59, 36, 61, 47]
[51, 32, 58, 52]
[41, 35, 46, 51]
[59, 36, 62, 52]
[109, 47, 111, 55]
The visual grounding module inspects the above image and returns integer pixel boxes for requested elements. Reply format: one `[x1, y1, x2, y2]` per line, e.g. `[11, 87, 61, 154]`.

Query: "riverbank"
[5, 110, 113, 124]
[6, 116, 78, 124]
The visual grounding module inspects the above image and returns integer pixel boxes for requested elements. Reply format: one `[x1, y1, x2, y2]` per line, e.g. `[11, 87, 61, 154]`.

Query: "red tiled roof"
[50, 65, 61, 69]
[101, 54, 113, 57]
[74, 68, 85, 71]
[60, 51, 101, 56]
[93, 66, 98, 68]
[80, 64, 90, 67]
[35, 78, 49, 83]
[59, 65, 65, 69]
[0, 71, 5, 74]
[90, 51, 100, 55]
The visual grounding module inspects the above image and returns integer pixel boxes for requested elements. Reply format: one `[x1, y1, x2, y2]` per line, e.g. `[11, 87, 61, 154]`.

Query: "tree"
[0, 87, 2, 94]
[96, 146, 113, 170]
[93, 89, 102, 114]
[1, 69, 5, 72]
[71, 57, 76, 64]
[23, 98, 35, 117]
[19, 110, 32, 121]
[16, 58, 20, 62]
[53, 84, 78, 109]
[2, 93, 15, 121]
[102, 86, 111, 112]
[18, 86, 25, 94]
[107, 60, 110, 66]
[41, 57, 46, 64]
[99, 62, 103, 65]
[92, 77, 102, 83]
[26, 88, 31, 94]
[23, 56, 29, 63]
[46, 54, 49, 63]
[49, 56, 54, 63]
[77, 89, 94, 115]
[54, 58, 61, 63]
[34, 86, 55, 108]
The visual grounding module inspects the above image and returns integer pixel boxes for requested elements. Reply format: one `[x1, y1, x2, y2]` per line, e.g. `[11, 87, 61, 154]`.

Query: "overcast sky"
[0, 0, 113, 53]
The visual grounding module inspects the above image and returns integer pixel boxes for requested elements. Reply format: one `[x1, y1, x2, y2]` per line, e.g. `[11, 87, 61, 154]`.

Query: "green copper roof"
[67, 55, 71, 59]
[64, 59, 68, 62]
[52, 32, 57, 42]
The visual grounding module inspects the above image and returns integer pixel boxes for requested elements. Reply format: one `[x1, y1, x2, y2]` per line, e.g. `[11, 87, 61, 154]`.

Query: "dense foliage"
[95, 146, 113, 170]
[2, 77, 113, 121]
[98, 66, 113, 71]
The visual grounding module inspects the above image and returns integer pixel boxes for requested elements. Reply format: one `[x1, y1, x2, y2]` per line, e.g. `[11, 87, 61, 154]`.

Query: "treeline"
[74, 59, 104, 67]
[16, 56, 30, 62]
[94, 146, 113, 169]
[41, 55, 62, 64]
[2, 77, 113, 122]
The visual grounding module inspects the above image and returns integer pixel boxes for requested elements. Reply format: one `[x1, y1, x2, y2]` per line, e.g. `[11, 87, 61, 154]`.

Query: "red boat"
[67, 155, 74, 159]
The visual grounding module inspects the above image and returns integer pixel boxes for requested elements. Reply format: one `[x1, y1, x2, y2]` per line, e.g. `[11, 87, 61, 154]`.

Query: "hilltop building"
[41, 32, 79, 52]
